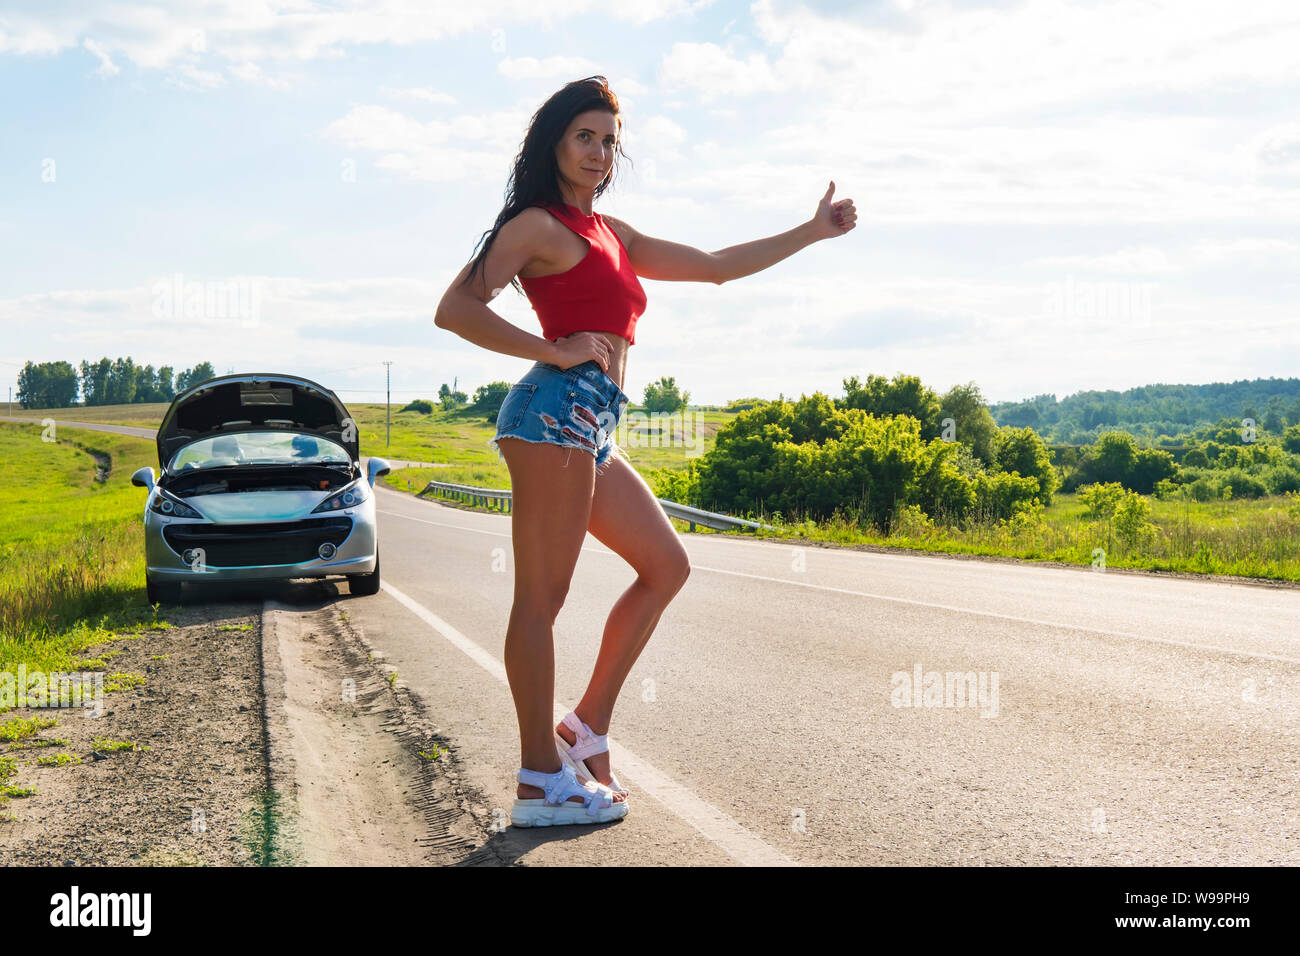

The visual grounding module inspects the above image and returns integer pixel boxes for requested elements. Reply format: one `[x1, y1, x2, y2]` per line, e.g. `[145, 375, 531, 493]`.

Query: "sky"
[2, 0, 1298, 408]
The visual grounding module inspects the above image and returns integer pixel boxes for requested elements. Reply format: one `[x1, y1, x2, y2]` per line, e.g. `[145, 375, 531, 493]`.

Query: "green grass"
[0, 422, 169, 714]
[7, 737, 70, 751]
[681, 488, 1300, 582]
[0, 715, 59, 742]
[92, 738, 150, 753]
[35, 752, 81, 767]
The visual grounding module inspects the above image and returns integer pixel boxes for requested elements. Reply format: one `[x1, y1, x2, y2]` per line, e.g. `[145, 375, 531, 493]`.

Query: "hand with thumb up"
[811, 180, 857, 240]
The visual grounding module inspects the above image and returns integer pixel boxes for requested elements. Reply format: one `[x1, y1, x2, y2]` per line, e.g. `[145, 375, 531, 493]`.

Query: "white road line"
[379, 580, 798, 867]
[378, 506, 1300, 667]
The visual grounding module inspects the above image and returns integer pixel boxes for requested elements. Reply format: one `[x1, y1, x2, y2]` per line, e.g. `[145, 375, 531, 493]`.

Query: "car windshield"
[169, 431, 351, 472]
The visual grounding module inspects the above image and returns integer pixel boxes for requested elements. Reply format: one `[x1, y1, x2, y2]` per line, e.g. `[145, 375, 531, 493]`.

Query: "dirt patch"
[0, 602, 268, 866]
[261, 599, 501, 866]
[1, 584, 504, 867]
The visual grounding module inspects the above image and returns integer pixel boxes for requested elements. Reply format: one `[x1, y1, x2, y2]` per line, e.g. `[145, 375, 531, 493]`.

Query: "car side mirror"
[131, 466, 156, 491]
[366, 457, 391, 487]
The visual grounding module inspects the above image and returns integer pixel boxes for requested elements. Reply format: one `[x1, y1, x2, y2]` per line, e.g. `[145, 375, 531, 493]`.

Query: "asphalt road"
[361, 483, 1300, 866]
[13, 415, 1300, 865]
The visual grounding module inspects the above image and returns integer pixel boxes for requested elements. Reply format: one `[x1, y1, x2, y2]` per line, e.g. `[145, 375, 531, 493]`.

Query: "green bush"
[650, 459, 701, 507]
[888, 503, 937, 539]
[1262, 464, 1300, 495]
[1219, 467, 1269, 498]
[992, 426, 1059, 504]
[1114, 491, 1158, 547]
[1078, 481, 1127, 520]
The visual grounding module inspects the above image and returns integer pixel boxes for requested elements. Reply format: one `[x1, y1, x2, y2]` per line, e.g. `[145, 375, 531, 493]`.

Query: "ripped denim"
[488, 359, 632, 476]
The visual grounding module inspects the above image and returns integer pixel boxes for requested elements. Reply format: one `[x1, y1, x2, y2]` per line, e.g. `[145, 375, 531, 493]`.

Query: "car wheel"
[146, 575, 182, 606]
[348, 549, 381, 596]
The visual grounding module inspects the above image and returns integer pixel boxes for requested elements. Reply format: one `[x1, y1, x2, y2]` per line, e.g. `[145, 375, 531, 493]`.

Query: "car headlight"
[312, 480, 370, 513]
[150, 489, 204, 519]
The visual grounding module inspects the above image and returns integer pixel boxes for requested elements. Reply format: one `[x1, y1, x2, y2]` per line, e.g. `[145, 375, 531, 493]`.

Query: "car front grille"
[162, 517, 354, 567]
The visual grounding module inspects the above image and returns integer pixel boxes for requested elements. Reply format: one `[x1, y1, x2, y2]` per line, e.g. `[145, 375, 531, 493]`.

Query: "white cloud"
[1191, 237, 1300, 264]
[641, 0, 1300, 225]
[380, 85, 457, 105]
[227, 60, 292, 89]
[657, 42, 786, 100]
[0, 0, 714, 88]
[1030, 246, 1177, 274]
[632, 114, 688, 157]
[497, 55, 601, 80]
[81, 38, 119, 77]
[320, 103, 529, 182]
[611, 75, 648, 97]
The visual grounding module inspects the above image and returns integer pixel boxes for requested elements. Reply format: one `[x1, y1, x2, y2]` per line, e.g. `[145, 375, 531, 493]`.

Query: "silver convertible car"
[132, 373, 390, 605]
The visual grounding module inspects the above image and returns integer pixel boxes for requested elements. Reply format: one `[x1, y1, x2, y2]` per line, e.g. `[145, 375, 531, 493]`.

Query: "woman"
[434, 76, 856, 827]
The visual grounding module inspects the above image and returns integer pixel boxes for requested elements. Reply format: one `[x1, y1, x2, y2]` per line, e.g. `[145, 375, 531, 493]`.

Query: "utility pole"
[383, 361, 392, 448]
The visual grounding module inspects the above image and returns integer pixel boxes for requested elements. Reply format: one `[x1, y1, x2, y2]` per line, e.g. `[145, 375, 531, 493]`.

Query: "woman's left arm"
[608, 180, 856, 285]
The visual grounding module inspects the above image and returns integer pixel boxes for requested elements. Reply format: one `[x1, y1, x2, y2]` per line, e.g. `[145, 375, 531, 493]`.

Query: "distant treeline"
[991, 377, 1300, 444]
[15, 359, 217, 409]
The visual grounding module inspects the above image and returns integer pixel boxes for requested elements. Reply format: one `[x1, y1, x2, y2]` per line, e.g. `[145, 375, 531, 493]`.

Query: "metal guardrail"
[417, 480, 774, 533]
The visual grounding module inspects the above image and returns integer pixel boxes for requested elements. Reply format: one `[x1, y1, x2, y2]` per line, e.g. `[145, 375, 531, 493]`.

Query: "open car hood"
[156, 373, 359, 472]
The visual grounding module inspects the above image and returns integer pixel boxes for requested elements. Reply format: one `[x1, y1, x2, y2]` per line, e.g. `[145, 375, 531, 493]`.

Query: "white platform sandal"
[510, 763, 628, 828]
[554, 710, 628, 797]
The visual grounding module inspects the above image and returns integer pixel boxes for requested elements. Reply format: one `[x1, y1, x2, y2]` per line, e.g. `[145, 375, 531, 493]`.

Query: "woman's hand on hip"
[550, 331, 612, 373]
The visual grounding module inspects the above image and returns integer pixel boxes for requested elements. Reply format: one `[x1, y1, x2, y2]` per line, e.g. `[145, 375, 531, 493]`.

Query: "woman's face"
[555, 109, 619, 195]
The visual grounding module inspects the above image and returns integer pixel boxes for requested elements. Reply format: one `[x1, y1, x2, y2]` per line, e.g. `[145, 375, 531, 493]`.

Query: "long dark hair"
[455, 75, 631, 298]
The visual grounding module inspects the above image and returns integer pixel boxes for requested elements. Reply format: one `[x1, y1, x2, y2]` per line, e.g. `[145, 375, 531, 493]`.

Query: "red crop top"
[518, 200, 648, 346]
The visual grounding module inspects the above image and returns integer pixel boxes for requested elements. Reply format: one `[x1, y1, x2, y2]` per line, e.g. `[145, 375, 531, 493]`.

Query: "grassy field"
[0, 422, 172, 726]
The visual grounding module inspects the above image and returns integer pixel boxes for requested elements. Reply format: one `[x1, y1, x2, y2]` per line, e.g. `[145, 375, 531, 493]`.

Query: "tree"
[17, 361, 79, 409]
[472, 382, 513, 423]
[841, 373, 942, 440]
[133, 364, 167, 403]
[79, 358, 112, 406]
[991, 425, 1059, 504]
[176, 362, 216, 393]
[156, 366, 176, 401]
[939, 381, 999, 466]
[1094, 430, 1137, 478]
[104, 357, 138, 405]
[438, 383, 468, 410]
[643, 376, 690, 413]
[1264, 396, 1285, 433]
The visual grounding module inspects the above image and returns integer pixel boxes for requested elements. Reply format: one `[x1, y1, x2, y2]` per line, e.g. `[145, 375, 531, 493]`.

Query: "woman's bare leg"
[496, 436, 626, 804]
[556, 452, 691, 785]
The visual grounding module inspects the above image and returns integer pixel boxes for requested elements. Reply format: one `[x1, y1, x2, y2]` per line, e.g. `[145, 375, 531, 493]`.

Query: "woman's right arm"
[436, 211, 614, 372]
[434, 210, 562, 364]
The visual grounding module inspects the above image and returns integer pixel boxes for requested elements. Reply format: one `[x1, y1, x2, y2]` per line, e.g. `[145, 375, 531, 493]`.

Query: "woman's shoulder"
[500, 203, 563, 243]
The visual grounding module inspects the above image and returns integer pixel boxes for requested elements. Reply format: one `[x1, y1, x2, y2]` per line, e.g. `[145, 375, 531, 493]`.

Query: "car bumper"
[144, 511, 377, 582]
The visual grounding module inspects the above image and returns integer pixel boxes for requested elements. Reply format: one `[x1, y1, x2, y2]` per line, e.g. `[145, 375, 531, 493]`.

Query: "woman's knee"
[649, 548, 690, 597]
[511, 583, 572, 626]
[673, 555, 691, 593]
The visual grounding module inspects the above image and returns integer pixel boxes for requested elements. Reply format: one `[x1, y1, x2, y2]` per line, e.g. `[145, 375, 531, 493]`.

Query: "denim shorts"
[488, 359, 632, 475]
